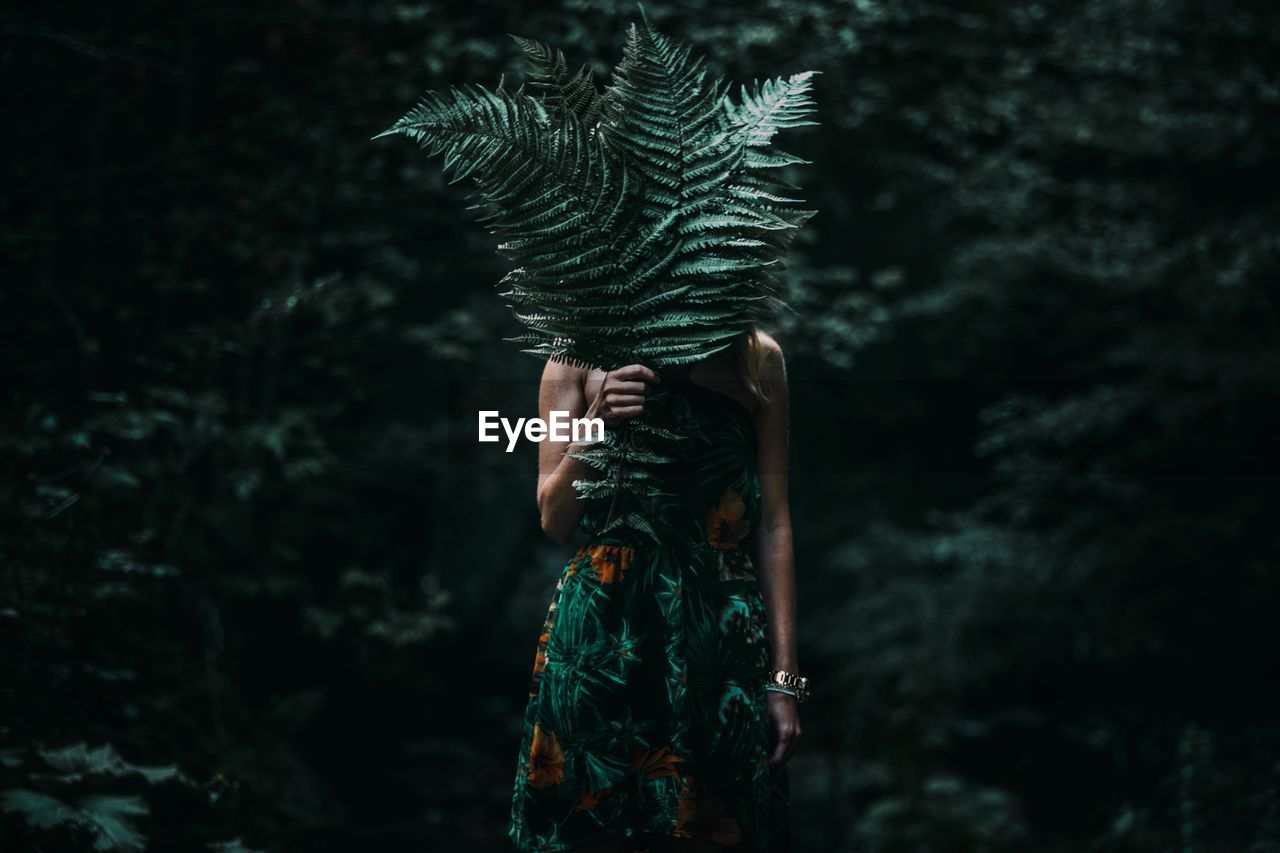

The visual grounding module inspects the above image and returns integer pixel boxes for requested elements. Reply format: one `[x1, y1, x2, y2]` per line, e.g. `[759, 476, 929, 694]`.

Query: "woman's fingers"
[768, 734, 790, 769]
[613, 364, 660, 385]
[766, 695, 802, 771]
[769, 724, 801, 770]
[607, 380, 648, 396]
[603, 404, 644, 423]
[594, 365, 657, 425]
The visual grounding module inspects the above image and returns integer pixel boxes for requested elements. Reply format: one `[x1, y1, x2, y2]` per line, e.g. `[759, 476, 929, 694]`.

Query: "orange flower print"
[588, 544, 633, 583]
[674, 775, 697, 836]
[528, 578, 562, 697]
[530, 631, 550, 681]
[527, 724, 565, 789]
[632, 746, 684, 781]
[566, 544, 591, 577]
[706, 488, 750, 549]
[710, 817, 743, 845]
[575, 788, 608, 812]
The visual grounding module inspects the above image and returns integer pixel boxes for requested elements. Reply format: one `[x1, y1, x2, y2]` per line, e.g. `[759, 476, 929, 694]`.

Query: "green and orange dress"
[508, 367, 788, 851]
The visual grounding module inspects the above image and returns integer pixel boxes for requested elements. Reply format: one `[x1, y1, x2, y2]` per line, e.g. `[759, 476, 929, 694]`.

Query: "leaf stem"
[603, 422, 631, 527]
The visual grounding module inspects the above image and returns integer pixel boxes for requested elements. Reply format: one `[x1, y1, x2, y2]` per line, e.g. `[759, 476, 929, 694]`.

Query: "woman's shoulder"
[755, 330, 784, 358]
[541, 357, 588, 374]
[540, 357, 589, 383]
[751, 331, 788, 404]
[539, 358, 593, 406]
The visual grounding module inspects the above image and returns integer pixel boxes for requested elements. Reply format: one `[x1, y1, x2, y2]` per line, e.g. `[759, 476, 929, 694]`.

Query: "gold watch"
[764, 669, 809, 702]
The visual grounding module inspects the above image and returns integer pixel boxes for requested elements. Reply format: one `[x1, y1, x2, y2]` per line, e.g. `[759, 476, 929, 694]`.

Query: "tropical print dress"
[508, 366, 788, 851]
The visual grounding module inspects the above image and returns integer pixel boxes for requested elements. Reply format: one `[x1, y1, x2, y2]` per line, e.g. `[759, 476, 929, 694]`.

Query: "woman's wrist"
[770, 653, 799, 673]
[562, 440, 605, 484]
[582, 402, 618, 436]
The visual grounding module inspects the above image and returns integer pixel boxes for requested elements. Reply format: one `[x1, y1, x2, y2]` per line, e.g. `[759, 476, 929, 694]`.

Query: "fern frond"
[510, 34, 604, 125]
[378, 18, 819, 538]
[721, 71, 820, 149]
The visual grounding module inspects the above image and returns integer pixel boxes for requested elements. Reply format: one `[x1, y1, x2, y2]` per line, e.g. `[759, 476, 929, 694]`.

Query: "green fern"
[0, 742, 190, 852]
[376, 10, 817, 536]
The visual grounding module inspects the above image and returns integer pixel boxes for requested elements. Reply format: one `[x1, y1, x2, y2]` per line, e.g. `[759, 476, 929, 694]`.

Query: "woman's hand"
[766, 691, 802, 771]
[585, 364, 660, 428]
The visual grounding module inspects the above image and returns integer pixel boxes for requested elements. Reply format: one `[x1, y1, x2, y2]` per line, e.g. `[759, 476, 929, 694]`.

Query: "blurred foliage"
[3, 0, 1279, 851]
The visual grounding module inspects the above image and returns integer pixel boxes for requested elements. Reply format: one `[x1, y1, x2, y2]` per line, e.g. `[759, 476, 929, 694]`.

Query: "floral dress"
[508, 367, 788, 851]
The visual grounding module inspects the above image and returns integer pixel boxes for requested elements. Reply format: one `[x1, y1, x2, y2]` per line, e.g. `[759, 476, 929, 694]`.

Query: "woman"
[509, 327, 803, 851]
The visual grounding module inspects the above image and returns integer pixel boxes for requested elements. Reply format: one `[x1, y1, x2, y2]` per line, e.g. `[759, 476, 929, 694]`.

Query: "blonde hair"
[736, 326, 772, 404]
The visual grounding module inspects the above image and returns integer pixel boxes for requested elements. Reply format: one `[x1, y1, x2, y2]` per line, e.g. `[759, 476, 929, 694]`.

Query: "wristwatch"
[763, 669, 809, 702]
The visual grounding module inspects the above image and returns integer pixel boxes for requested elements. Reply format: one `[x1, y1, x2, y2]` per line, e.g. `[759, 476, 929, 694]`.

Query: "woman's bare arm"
[536, 359, 596, 543]
[536, 360, 659, 543]
[753, 332, 803, 768]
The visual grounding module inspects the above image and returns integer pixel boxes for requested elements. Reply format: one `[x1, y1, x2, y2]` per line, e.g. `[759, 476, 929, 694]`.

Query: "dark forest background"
[4, 0, 1280, 850]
